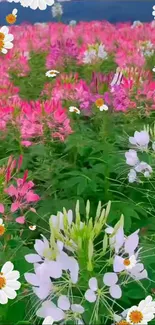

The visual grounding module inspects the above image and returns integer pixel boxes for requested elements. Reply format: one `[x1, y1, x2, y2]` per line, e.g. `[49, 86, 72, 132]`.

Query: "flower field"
[2, 7, 155, 324]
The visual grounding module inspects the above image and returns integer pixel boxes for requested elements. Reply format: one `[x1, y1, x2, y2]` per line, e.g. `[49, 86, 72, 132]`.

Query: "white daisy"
[99, 104, 108, 111]
[6, 9, 18, 24]
[28, 0, 55, 10]
[45, 69, 60, 78]
[69, 106, 80, 114]
[8, 0, 55, 9]
[127, 296, 155, 324]
[29, 225, 36, 231]
[0, 26, 14, 54]
[152, 67, 155, 72]
[0, 261, 21, 304]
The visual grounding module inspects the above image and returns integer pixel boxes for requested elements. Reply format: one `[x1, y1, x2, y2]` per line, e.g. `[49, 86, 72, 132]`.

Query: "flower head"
[46, 70, 60, 78]
[127, 296, 155, 324]
[0, 261, 21, 304]
[69, 106, 80, 114]
[129, 131, 150, 151]
[6, 9, 18, 24]
[0, 26, 14, 54]
[95, 98, 108, 111]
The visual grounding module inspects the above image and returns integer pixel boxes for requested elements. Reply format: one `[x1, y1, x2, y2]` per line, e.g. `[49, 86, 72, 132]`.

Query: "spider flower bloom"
[5, 170, 40, 212]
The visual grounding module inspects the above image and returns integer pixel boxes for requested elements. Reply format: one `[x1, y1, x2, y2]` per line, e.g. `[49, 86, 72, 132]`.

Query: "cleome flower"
[5, 170, 40, 213]
[129, 130, 150, 151]
[37, 295, 84, 323]
[0, 26, 14, 54]
[0, 261, 21, 304]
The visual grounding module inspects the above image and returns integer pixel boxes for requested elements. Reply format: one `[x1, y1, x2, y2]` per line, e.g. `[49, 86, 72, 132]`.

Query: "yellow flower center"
[95, 98, 104, 107]
[0, 225, 5, 236]
[0, 33, 5, 41]
[0, 273, 6, 289]
[116, 321, 131, 325]
[0, 40, 4, 51]
[6, 14, 16, 24]
[129, 310, 143, 324]
[123, 259, 131, 266]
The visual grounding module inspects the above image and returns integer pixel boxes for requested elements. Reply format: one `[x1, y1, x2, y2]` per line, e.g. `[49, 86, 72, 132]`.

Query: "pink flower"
[5, 171, 40, 212]
[15, 216, 25, 224]
[0, 204, 4, 214]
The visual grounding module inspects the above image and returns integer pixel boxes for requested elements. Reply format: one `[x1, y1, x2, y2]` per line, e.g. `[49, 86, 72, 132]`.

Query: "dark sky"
[0, 0, 154, 25]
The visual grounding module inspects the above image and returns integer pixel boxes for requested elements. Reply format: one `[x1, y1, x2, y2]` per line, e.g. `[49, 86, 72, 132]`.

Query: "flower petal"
[71, 304, 84, 314]
[7, 280, 21, 290]
[113, 256, 125, 273]
[109, 285, 122, 299]
[89, 277, 98, 291]
[0, 290, 8, 304]
[5, 271, 20, 281]
[85, 289, 96, 303]
[1, 261, 13, 275]
[103, 272, 118, 286]
[57, 295, 70, 311]
[25, 254, 42, 263]
[3, 286, 17, 299]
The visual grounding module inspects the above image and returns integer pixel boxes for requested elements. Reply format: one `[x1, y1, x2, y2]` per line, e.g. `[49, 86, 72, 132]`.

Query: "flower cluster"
[24, 201, 152, 324]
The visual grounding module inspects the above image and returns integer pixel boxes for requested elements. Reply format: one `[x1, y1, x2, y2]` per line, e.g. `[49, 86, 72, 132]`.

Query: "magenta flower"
[5, 171, 40, 212]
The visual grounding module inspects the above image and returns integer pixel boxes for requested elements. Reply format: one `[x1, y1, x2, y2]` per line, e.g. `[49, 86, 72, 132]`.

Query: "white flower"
[69, 106, 80, 114]
[0, 261, 21, 304]
[127, 296, 155, 324]
[125, 149, 139, 166]
[46, 70, 60, 78]
[129, 130, 150, 151]
[85, 277, 98, 303]
[0, 26, 14, 54]
[25, 235, 79, 284]
[43, 316, 54, 325]
[83, 49, 97, 64]
[99, 104, 108, 111]
[153, 67, 155, 72]
[131, 21, 143, 28]
[52, 3, 63, 17]
[97, 44, 108, 59]
[25, 266, 53, 300]
[29, 225, 36, 231]
[8, 0, 55, 10]
[37, 296, 84, 322]
[128, 169, 137, 183]
[69, 20, 77, 26]
[50, 210, 73, 231]
[103, 272, 122, 299]
[110, 68, 123, 87]
[135, 162, 152, 177]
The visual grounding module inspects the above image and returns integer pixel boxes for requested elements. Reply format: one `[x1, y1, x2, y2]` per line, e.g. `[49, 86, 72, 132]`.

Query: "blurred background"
[0, 0, 154, 25]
